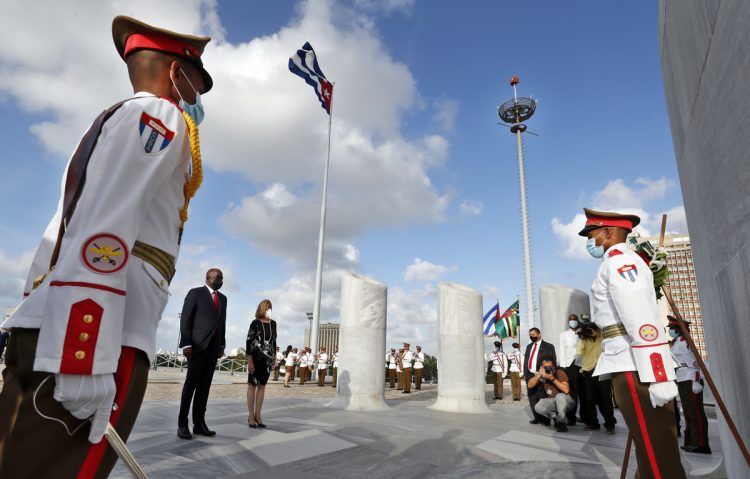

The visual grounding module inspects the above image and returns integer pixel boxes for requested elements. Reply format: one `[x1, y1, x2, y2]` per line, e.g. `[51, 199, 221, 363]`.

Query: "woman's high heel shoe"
[254, 417, 267, 428]
[248, 417, 258, 429]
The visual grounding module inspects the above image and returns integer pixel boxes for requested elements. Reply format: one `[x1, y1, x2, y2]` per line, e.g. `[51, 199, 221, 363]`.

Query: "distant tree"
[423, 354, 438, 382]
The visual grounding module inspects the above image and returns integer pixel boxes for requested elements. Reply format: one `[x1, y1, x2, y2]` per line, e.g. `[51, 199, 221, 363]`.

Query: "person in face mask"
[508, 342, 523, 400]
[0, 15, 214, 479]
[523, 328, 557, 425]
[559, 314, 581, 426]
[668, 317, 711, 454]
[177, 268, 227, 440]
[579, 208, 686, 478]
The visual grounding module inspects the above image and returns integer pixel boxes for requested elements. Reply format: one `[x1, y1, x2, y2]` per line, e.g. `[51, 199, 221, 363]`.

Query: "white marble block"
[329, 273, 389, 411]
[429, 282, 491, 414]
[539, 284, 590, 343]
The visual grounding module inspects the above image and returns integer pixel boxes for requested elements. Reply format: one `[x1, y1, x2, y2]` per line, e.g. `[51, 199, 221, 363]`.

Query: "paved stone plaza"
[103, 371, 725, 479]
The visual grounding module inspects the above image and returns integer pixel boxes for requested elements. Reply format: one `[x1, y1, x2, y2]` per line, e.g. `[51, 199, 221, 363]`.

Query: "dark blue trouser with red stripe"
[611, 370, 686, 479]
[677, 379, 710, 450]
[0, 328, 149, 479]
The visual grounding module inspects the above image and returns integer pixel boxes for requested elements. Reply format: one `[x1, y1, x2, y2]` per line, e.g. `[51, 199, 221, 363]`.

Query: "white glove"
[692, 380, 703, 395]
[648, 380, 678, 408]
[54, 373, 116, 443]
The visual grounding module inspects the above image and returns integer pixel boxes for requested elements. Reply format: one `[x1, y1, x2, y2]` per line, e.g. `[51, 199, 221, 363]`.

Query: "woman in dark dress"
[246, 299, 277, 428]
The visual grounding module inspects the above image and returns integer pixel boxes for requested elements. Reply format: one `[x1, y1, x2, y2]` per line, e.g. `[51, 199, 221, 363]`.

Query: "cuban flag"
[289, 42, 333, 114]
[483, 302, 500, 336]
[139, 112, 174, 154]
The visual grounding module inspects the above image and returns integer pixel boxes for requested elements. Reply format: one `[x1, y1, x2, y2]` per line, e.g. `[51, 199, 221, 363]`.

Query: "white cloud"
[386, 284, 437, 351]
[459, 199, 483, 218]
[551, 177, 684, 260]
[433, 98, 459, 133]
[0, 0, 453, 353]
[0, 249, 34, 307]
[403, 258, 456, 283]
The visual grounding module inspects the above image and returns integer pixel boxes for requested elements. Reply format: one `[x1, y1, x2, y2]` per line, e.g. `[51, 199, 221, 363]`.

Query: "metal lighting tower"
[498, 76, 537, 328]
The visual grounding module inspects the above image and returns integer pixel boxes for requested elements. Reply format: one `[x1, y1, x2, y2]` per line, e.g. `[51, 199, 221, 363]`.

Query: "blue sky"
[0, 1, 685, 354]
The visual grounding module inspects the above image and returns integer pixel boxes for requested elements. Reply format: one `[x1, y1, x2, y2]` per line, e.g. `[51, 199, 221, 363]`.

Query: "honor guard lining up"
[413, 346, 425, 390]
[386, 348, 398, 388]
[331, 346, 339, 387]
[0, 15, 212, 479]
[580, 208, 686, 479]
[400, 343, 413, 394]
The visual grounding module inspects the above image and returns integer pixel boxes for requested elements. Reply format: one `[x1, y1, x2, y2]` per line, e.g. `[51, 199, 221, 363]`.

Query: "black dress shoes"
[681, 445, 712, 454]
[177, 426, 192, 440]
[193, 424, 217, 437]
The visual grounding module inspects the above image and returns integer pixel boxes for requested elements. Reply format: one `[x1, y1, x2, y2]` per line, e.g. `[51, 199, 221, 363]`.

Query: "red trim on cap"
[60, 299, 103, 375]
[585, 216, 634, 230]
[124, 32, 201, 59]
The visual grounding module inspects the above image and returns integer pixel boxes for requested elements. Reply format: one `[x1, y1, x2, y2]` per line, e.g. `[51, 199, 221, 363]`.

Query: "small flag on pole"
[496, 300, 520, 339]
[483, 302, 500, 336]
[289, 42, 333, 114]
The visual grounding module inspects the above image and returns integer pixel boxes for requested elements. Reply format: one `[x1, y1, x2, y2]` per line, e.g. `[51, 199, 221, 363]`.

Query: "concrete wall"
[660, 1, 750, 476]
[539, 285, 590, 352]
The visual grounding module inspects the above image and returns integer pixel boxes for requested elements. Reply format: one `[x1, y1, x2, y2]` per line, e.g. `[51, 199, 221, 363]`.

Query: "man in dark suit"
[523, 327, 556, 426]
[177, 268, 227, 439]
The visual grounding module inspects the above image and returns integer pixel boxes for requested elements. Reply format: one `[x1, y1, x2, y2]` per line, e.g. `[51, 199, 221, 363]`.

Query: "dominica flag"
[496, 300, 520, 339]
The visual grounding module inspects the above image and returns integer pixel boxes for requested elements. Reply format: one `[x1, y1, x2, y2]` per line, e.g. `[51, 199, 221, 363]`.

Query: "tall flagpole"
[498, 76, 538, 328]
[311, 84, 334, 356]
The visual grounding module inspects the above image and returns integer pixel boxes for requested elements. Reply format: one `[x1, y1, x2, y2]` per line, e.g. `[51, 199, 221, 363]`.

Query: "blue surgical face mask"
[172, 68, 205, 125]
[668, 329, 679, 339]
[568, 320, 579, 329]
[586, 231, 605, 258]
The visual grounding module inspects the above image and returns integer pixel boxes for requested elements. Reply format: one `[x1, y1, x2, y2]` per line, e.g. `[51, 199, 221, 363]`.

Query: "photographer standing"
[559, 314, 581, 425]
[577, 323, 616, 433]
[527, 356, 574, 432]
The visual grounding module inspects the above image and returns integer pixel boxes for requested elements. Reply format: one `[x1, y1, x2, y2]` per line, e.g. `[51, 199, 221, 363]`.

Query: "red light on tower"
[510, 75, 520, 86]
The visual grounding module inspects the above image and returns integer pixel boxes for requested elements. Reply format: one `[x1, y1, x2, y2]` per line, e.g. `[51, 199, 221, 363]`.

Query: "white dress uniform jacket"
[4, 93, 190, 375]
[413, 351, 425, 369]
[332, 352, 339, 368]
[590, 243, 675, 382]
[387, 353, 397, 369]
[402, 350, 414, 366]
[558, 329, 580, 368]
[508, 349, 522, 373]
[275, 351, 284, 365]
[671, 338, 700, 383]
[286, 351, 298, 365]
[318, 352, 329, 370]
[490, 350, 508, 375]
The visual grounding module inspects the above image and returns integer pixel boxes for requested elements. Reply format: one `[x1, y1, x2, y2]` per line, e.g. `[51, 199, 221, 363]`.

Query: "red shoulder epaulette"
[608, 249, 623, 257]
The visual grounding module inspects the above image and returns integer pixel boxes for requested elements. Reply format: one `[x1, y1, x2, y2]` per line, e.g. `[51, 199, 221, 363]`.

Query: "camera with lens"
[543, 366, 553, 374]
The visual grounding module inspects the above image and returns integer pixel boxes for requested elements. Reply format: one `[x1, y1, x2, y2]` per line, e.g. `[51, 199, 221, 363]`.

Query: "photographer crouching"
[527, 355, 574, 432]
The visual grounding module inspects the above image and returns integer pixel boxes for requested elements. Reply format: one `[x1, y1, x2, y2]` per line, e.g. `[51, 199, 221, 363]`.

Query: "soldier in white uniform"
[413, 346, 425, 389]
[580, 208, 686, 479]
[0, 16, 212, 479]
[508, 342, 523, 401]
[331, 346, 339, 387]
[669, 317, 711, 454]
[401, 343, 414, 394]
[273, 347, 284, 381]
[490, 341, 509, 400]
[284, 348, 298, 388]
[298, 348, 309, 385]
[386, 348, 397, 388]
[317, 347, 329, 386]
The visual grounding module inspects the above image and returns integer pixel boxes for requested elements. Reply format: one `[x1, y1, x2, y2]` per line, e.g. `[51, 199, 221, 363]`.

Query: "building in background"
[305, 322, 339, 353]
[641, 233, 707, 359]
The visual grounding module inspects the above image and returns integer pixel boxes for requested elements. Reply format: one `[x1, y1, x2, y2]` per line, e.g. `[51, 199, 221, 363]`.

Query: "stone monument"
[329, 273, 389, 411]
[539, 284, 590, 344]
[429, 282, 491, 414]
[660, 1, 750, 476]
